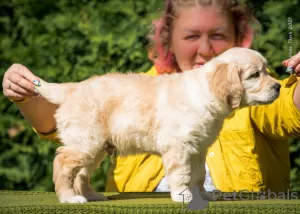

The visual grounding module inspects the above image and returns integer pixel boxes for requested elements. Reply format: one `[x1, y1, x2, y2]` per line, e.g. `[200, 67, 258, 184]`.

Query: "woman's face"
[170, 5, 237, 71]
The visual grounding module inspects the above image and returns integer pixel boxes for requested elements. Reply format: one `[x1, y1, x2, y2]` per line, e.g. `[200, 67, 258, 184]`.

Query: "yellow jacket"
[36, 66, 300, 193]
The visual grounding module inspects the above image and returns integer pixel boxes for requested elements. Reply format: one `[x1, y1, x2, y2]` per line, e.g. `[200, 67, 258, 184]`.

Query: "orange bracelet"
[9, 98, 29, 104]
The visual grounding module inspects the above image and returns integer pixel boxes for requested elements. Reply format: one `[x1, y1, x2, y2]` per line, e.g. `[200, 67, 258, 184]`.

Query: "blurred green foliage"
[0, 0, 299, 192]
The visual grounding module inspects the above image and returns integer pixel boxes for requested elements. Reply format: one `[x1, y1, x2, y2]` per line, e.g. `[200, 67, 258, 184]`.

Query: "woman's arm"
[15, 97, 58, 133]
[2, 63, 58, 133]
[293, 81, 300, 110]
[283, 51, 300, 110]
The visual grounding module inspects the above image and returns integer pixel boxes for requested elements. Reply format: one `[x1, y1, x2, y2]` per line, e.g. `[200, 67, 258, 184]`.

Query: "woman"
[2, 0, 300, 193]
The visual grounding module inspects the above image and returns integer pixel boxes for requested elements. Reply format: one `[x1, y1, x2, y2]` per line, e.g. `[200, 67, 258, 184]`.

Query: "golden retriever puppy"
[34, 47, 281, 203]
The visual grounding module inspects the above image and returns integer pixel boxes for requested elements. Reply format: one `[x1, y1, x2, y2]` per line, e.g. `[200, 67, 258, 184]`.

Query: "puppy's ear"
[208, 62, 243, 109]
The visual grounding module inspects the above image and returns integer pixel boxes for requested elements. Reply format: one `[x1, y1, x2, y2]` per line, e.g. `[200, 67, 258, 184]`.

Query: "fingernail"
[286, 66, 295, 74]
[34, 88, 39, 93]
[33, 80, 41, 86]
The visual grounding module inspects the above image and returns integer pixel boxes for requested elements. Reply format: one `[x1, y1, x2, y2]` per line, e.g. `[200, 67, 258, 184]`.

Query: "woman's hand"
[285, 51, 300, 111]
[282, 51, 300, 76]
[2, 63, 40, 101]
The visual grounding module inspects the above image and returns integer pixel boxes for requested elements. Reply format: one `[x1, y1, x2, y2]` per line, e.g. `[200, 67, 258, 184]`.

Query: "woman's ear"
[239, 25, 254, 48]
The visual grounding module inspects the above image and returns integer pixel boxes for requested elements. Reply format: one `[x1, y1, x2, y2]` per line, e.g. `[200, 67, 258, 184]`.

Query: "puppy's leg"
[161, 147, 193, 203]
[53, 146, 86, 203]
[73, 149, 108, 201]
[190, 153, 217, 201]
[53, 146, 107, 203]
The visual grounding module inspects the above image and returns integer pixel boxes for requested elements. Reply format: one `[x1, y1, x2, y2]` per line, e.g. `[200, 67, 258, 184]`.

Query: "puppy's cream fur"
[35, 47, 281, 203]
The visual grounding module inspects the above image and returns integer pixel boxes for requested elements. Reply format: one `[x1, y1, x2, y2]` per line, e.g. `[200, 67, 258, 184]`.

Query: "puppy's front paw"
[60, 195, 88, 203]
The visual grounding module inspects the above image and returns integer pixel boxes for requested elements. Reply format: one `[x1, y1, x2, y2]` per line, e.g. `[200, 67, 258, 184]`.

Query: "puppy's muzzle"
[272, 83, 281, 94]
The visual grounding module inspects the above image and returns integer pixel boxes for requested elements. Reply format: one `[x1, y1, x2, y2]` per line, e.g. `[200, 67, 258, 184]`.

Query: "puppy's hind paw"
[60, 195, 88, 203]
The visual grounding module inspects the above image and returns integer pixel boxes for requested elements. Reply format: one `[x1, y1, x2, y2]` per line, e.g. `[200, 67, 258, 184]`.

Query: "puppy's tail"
[34, 78, 77, 105]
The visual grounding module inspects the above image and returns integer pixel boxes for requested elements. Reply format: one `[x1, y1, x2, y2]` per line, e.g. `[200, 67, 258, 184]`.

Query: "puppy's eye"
[251, 72, 260, 78]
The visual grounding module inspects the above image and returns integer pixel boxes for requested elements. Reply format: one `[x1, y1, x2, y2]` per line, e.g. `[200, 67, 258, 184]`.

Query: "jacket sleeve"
[250, 75, 300, 140]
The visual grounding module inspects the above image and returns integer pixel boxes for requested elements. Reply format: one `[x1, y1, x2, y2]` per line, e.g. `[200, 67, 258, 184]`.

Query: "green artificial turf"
[0, 191, 299, 213]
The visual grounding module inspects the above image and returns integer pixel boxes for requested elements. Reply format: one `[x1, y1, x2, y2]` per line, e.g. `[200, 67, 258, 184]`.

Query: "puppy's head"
[207, 47, 281, 109]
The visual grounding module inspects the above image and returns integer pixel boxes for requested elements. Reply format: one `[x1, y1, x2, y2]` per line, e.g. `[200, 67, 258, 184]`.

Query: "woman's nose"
[197, 36, 214, 58]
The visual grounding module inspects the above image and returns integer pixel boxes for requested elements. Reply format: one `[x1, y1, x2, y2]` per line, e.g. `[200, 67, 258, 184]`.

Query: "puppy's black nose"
[272, 83, 281, 93]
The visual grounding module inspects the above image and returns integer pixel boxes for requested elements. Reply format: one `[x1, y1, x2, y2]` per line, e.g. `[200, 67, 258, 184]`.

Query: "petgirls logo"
[180, 187, 299, 211]
[212, 189, 299, 200]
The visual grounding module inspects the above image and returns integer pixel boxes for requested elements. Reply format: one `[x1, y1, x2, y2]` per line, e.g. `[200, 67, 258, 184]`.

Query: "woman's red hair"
[149, 18, 176, 75]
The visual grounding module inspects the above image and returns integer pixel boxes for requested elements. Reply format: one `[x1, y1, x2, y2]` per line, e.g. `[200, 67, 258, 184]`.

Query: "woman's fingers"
[5, 89, 30, 100]
[5, 79, 37, 97]
[9, 71, 37, 94]
[2, 63, 40, 101]
[283, 51, 300, 74]
[12, 63, 40, 84]
[289, 53, 300, 73]
[282, 60, 289, 67]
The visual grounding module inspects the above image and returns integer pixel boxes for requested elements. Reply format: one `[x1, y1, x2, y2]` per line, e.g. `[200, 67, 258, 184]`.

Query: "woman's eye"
[211, 34, 225, 40]
[251, 72, 260, 78]
[185, 35, 199, 40]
